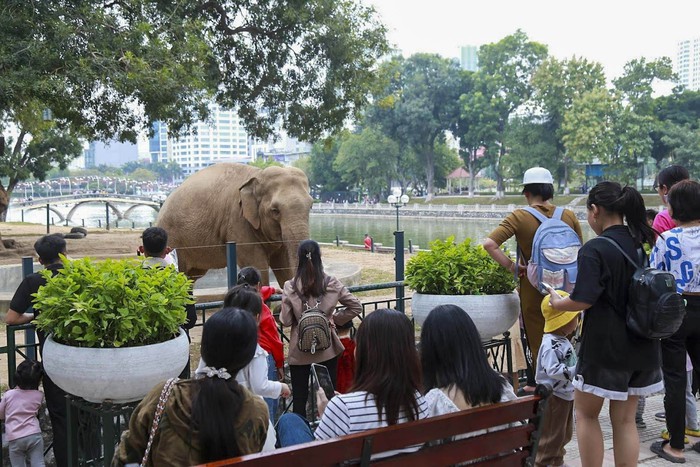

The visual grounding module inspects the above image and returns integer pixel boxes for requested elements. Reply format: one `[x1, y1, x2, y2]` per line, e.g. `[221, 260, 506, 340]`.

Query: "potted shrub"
[405, 236, 519, 339]
[33, 257, 193, 403]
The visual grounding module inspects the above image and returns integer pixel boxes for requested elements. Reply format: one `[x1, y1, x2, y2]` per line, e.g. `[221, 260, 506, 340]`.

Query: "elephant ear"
[240, 177, 261, 230]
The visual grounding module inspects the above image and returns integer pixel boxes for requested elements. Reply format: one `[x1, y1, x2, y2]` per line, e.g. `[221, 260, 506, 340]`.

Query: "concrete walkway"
[564, 393, 700, 465]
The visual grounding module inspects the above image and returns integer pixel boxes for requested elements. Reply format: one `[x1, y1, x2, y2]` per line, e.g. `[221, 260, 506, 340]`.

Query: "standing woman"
[650, 180, 700, 463]
[280, 239, 362, 417]
[548, 181, 662, 466]
[483, 167, 582, 393]
[652, 165, 690, 233]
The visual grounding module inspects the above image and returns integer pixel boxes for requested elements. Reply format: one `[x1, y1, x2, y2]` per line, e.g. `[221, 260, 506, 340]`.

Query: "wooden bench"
[198, 385, 552, 467]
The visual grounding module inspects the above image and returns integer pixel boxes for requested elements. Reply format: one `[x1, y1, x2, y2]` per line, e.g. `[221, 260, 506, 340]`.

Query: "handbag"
[140, 377, 179, 466]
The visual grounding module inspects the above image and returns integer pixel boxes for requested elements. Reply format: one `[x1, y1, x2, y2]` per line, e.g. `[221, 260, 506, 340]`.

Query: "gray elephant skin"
[156, 163, 313, 285]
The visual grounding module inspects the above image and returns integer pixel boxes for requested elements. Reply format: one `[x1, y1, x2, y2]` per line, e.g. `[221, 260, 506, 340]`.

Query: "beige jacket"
[280, 275, 362, 365]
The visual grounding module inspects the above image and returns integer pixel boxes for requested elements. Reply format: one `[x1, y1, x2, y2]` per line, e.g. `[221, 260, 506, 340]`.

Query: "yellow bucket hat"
[541, 290, 581, 333]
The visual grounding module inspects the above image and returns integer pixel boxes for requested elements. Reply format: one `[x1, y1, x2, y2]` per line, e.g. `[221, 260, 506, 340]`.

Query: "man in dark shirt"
[6, 233, 69, 467]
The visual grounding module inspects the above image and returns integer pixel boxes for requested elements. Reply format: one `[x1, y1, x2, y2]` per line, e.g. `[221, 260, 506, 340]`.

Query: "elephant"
[156, 163, 313, 286]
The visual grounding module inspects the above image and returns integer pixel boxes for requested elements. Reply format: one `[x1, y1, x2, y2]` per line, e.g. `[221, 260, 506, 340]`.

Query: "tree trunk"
[0, 186, 9, 222]
[494, 147, 505, 198]
[425, 149, 435, 202]
[467, 148, 477, 197]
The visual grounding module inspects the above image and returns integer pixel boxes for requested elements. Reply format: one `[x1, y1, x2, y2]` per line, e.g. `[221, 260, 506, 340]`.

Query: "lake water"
[7, 202, 593, 250]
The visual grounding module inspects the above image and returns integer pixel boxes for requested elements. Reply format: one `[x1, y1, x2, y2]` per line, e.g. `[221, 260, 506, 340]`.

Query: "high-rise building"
[676, 37, 700, 91]
[150, 104, 252, 176]
[149, 121, 169, 164]
[459, 45, 478, 72]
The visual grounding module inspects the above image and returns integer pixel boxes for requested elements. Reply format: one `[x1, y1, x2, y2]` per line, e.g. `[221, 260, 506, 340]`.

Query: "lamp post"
[387, 192, 410, 232]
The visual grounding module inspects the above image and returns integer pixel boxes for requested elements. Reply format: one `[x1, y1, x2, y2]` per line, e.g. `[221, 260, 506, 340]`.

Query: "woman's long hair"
[421, 305, 505, 406]
[191, 307, 258, 462]
[293, 239, 325, 297]
[587, 181, 655, 245]
[351, 308, 422, 425]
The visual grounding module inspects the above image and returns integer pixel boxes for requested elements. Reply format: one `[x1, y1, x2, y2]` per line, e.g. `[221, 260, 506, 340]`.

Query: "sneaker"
[655, 411, 667, 422]
[636, 418, 647, 429]
[661, 429, 690, 444]
[686, 427, 700, 437]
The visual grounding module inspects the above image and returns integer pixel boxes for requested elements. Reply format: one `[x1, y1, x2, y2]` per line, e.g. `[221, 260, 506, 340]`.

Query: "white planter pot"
[43, 329, 190, 403]
[411, 292, 520, 340]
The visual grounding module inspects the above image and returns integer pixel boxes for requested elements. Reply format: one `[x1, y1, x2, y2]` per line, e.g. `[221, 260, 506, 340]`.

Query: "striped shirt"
[315, 390, 429, 441]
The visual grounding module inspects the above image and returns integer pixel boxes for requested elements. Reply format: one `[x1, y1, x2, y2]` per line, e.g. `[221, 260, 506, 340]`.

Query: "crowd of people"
[3, 163, 699, 466]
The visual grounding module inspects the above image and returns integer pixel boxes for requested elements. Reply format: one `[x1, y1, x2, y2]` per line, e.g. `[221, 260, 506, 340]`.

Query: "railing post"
[46, 203, 50, 233]
[408, 239, 413, 253]
[21, 256, 37, 361]
[105, 203, 110, 231]
[7, 326, 16, 389]
[21, 209, 24, 222]
[335, 235, 340, 247]
[226, 242, 237, 289]
[394, 231, 405, 314]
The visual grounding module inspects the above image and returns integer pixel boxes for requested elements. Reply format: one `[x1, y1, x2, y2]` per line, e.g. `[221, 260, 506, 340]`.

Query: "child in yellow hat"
[535, 291, 580, 467]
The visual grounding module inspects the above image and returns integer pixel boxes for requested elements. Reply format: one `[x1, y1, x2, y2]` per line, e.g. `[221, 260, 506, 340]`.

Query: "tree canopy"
[0, 0, 389, 218]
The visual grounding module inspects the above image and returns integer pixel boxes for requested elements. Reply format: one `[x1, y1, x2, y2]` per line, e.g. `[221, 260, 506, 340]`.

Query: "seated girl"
[114, 308, 269, 465]
[277, 308, 428, 453]
[420, 304, 517, 424]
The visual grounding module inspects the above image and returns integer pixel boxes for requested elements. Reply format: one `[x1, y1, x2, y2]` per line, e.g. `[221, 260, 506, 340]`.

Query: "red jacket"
[259, 286, 284, 369]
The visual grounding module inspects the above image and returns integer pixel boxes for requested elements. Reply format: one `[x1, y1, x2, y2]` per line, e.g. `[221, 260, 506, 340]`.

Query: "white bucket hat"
[522, 167, 553, 185]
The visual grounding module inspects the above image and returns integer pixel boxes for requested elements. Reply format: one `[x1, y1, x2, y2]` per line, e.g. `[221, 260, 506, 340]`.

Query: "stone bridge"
[14, 195, 161, 222]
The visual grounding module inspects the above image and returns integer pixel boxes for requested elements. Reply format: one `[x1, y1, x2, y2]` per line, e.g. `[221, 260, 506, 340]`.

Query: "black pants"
[290, 356, 338, 417]
[661, 296, 700, 450]
[43, 372, 68, 467]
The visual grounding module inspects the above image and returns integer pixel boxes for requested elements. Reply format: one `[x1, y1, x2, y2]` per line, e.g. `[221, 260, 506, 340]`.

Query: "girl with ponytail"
[114, 308, 269, 465]
[281, 239, 362, 417]
[548, 181, 663, 466]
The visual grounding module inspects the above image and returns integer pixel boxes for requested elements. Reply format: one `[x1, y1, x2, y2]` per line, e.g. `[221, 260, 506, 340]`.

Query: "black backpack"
[599, 236, 686, 339]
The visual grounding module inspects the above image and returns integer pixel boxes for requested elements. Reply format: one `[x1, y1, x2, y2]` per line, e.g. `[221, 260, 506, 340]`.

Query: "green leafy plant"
[33, 257, 194, 348]
[405, 236, 516, 295]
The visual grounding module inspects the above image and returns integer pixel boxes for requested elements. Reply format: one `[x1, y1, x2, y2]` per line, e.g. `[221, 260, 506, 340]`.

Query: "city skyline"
[367, 0, 699, 82]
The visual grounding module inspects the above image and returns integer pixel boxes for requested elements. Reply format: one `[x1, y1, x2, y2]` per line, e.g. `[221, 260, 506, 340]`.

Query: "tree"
[0, 0, 388, 219]
[609, 58, 676, 185]
[368, 54, 466, 199]
[561, 88, 618, 177]
[503, 116, 559, 183]
[0, 102, 82, 220]
[651, 90, 700, 168]
[471, 30, 548, 196]
[335, 128, 399, 198]
[307, 135, 350, 194]
[531, 56, 607, 187]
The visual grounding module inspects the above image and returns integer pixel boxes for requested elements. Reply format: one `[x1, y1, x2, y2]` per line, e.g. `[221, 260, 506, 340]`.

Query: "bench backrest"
[197, 385, 551, 467]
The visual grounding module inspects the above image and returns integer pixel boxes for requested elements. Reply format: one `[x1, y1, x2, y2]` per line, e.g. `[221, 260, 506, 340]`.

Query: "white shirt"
[195, 345, 282, 399]
[315, 390, 429, 458]
[651, 226, 700, 293]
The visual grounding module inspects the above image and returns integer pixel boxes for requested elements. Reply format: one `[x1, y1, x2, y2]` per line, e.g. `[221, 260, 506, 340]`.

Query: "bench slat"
[197, 391, 550, 467]
[369, 424, 533, 467]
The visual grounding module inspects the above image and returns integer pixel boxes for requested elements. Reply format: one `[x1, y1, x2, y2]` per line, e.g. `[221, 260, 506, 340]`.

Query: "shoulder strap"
[141, 377, 179, 466]
[522, 206, 549, 224]
[552, 207, 564, 221]
[597, 236, 642, 268]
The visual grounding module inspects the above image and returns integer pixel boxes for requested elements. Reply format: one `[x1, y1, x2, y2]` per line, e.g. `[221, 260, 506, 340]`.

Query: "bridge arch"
[25, 206, 65, 223]
[65, 200, 123, 221]
[123, 203, 160, 220]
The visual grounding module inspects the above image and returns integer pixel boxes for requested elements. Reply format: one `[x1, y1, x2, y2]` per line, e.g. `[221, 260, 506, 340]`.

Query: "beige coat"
[280, 275, 362, 365]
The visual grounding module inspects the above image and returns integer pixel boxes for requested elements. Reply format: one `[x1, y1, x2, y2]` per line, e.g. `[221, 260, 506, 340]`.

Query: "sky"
[365, 0, 699, 81]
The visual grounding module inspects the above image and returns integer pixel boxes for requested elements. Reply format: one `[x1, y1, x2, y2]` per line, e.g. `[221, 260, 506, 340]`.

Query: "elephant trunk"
[281, 220, 310, 281]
